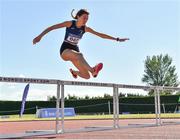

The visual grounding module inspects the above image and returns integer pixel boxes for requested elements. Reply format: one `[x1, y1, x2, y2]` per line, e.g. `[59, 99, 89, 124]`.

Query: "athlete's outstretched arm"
[33, 21, 72, 45]
[85, 26, 129, 42]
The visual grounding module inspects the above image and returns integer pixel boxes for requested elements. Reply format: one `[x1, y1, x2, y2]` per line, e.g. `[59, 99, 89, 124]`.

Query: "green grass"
[0, 113, 179, 122]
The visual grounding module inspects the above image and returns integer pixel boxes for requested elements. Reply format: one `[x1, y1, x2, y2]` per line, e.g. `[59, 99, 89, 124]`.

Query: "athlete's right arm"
[33, 21, 72, 45]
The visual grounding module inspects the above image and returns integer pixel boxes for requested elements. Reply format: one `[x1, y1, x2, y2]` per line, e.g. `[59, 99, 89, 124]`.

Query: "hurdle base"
[162, 121, 180, 125]
[65, 126, 114, 133]
[27, 126, 114, 134]
[127, 123, 158, 128]
[0, 131, 56, 139]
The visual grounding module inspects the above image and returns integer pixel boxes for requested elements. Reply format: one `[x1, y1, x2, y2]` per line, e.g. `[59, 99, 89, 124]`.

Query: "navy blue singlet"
[64, 20, 85, 45]
[60, 20, 85, 55]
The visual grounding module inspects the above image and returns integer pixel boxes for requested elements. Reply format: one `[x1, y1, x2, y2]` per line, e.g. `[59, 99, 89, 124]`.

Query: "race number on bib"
[67, 35, 80, 44]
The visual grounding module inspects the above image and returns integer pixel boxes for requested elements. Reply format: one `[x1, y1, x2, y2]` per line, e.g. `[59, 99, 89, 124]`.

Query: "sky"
[0, 0, 180, 101]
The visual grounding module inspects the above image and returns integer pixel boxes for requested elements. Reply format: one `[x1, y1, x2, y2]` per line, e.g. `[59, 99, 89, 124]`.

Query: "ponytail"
[71, 9, 76, 19]
[71, 9, 89, 19]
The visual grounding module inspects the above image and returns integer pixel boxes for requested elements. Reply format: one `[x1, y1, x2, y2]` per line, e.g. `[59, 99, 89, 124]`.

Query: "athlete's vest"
[64, 20, 85, 45]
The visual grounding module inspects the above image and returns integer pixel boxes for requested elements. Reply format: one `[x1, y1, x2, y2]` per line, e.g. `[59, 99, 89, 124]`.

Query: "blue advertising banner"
[36, 108, 76, 118]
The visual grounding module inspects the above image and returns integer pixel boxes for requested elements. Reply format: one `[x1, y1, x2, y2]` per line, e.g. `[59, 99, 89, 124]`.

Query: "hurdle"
[0, 76, 180, 139]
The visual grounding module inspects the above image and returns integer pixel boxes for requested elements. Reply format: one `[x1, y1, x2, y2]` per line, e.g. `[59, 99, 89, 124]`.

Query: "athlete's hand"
[33, 35, 42, 45]
[116, 38, 129, 42]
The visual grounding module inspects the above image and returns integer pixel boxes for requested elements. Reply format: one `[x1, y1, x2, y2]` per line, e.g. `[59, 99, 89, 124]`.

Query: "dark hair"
[71, 9, 89, 19]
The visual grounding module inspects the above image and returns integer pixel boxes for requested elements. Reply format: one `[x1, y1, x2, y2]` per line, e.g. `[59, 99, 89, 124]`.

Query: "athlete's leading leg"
[61, 49, 93, 79]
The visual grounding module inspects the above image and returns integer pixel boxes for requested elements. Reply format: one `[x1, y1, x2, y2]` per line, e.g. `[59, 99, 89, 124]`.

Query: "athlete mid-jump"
[33, 9, 129, 79]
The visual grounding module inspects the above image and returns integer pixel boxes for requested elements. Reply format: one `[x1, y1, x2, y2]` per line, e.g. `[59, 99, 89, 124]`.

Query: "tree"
[103, 93, 112, 98]
[67, 94, 79, 100]
[142, 54, 179, 95]
[47, 95, 56, 101]
[84, 95, 90, 99]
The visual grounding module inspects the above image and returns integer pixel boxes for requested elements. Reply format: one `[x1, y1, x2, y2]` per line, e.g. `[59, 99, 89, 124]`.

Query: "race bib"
[67, 35, 80, 44]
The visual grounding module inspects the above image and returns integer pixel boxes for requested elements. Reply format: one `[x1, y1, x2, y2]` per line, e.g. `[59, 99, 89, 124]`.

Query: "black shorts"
[60, 42, 80, 55]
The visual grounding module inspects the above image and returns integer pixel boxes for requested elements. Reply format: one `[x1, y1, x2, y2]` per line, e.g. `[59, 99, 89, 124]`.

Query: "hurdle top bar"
[0, 76, 113, 87]
[0, 76, 58, 85]
[116, 84, 180, 91]
[0, 76, 180, 91]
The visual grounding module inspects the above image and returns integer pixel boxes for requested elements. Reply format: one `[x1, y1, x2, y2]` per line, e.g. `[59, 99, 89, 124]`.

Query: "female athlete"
[33, 9, 129, 79]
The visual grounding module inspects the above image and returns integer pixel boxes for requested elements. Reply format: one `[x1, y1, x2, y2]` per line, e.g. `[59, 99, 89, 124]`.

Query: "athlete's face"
[78, 14, 89, 25]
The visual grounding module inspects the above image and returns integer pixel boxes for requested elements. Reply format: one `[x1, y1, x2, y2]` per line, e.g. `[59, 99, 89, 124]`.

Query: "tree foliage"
[142, 54, 179, 95]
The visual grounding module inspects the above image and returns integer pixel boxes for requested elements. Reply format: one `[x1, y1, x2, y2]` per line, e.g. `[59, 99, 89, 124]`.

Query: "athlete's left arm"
[85, 26, 129, 42]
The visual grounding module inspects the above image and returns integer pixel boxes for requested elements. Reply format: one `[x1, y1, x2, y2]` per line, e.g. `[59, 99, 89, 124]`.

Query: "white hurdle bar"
[0, 76, 180, 135]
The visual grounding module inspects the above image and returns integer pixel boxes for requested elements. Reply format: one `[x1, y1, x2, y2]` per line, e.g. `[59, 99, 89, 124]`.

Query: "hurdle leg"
[61, 84, 65, 133]
[157, 88, 162, 125]
[154, 88, 158, 125]
[56, 83, 60, 134]
[113, 86, 117, 128]
[113, 85, 119, 128]
[116, 86, 119, 128]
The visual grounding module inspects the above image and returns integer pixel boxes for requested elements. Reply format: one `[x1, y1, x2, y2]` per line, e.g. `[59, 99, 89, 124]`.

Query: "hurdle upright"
[58, 80, 118, 133]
